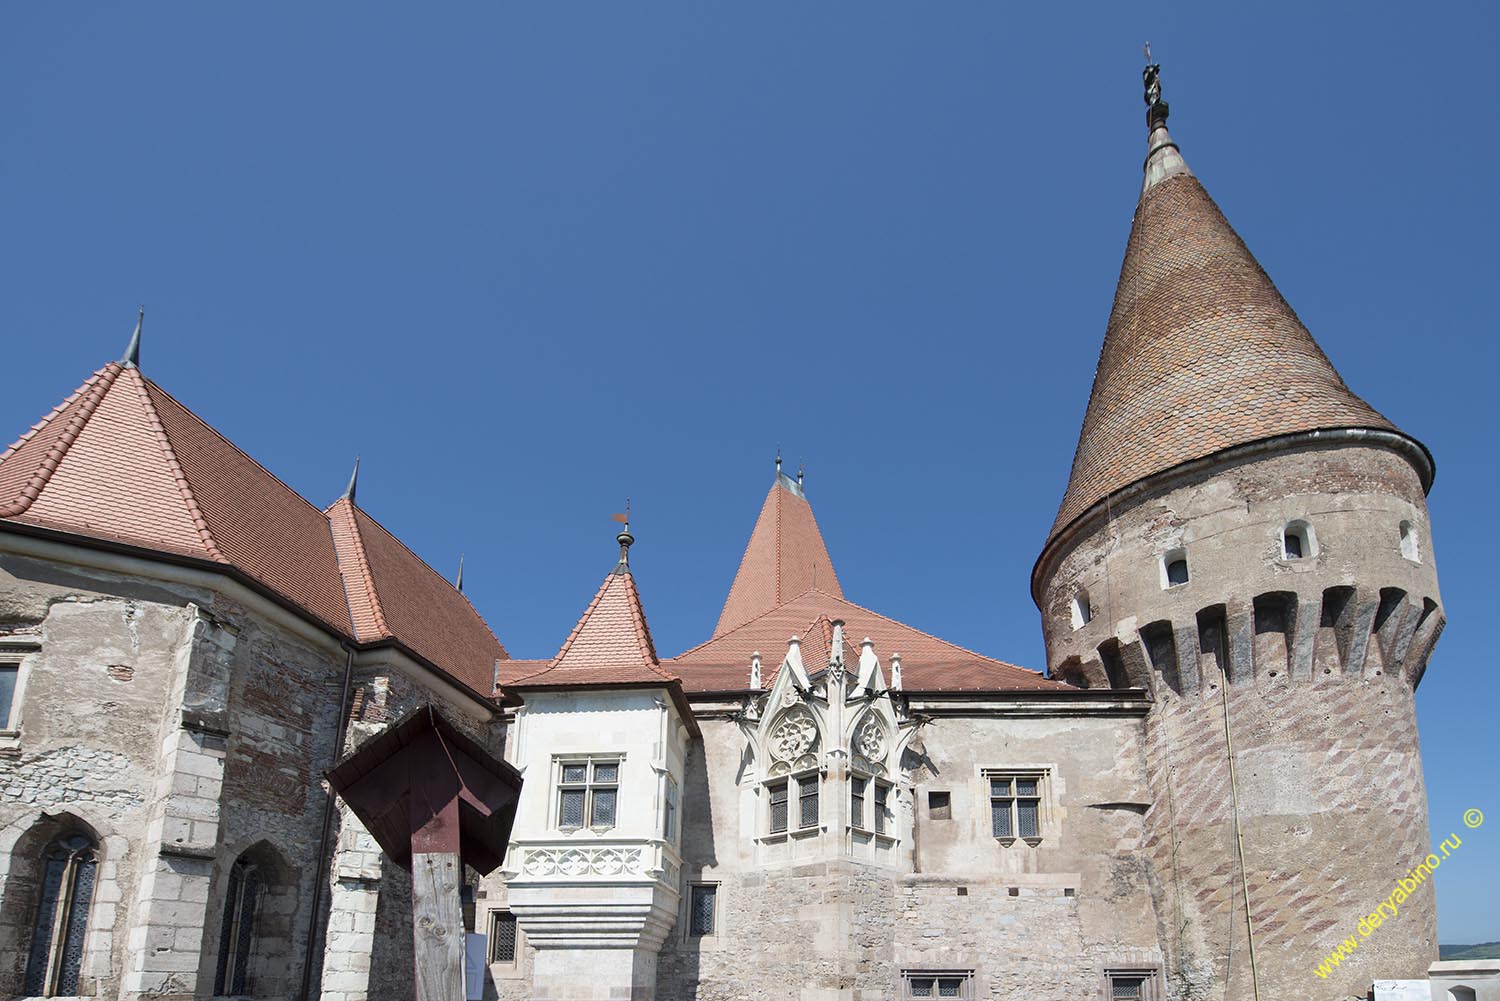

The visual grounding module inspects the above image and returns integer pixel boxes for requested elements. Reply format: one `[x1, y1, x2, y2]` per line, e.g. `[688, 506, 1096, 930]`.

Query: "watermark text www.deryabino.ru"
[1313, 808, 1483, 980]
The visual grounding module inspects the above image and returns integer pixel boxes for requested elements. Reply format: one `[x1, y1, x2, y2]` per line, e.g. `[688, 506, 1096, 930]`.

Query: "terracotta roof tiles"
[715, 474, 842, 636]
[509, 568, 677, 689]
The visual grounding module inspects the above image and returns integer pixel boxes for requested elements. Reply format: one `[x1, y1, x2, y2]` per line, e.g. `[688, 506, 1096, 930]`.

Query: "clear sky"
[2, 2, 1495, 944]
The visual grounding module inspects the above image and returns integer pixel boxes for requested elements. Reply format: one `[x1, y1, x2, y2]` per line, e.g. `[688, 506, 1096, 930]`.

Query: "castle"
[0, 62, 1446, 1001]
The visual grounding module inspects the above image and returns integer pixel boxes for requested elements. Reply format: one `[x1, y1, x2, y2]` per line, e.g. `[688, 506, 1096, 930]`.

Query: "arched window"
[23, 832, 97, 996]
[1282, 520, 1316, 560]
[1399, 520, 1420, 562]
[215, 855, 262, 996]
[1161, 550, 1189, 588]
[1070, 588, 1092, 629]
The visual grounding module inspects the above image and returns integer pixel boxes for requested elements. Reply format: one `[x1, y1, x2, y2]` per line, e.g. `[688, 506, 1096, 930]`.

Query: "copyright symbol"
[1465, 808, 1484, 829]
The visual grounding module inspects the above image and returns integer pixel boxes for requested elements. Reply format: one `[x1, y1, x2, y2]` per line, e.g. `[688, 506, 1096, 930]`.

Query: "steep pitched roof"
[327, 498, 509, 696]
[669, 587, 1065, 694]
[715, 473, 842, 636]
[509, 568, 677, 688]
[1045, 109, 1425, 549]
[0, 358, 510, 701]
[0, 363, 354, 634]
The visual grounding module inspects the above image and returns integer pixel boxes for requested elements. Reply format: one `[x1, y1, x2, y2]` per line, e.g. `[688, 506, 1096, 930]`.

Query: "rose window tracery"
[768, 708, 819, 764]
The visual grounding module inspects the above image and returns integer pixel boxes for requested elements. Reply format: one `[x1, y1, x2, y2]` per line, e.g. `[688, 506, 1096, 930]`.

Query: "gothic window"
[23, 832, 97, 997]
[687, 884, 717, 937]
[902, 970, 973, 998]
[766, 772, 819, 835]
[214, 855, 261, 995]
[556, 757, 620, 831]
[663, 774, 679, 842]
[985, 770, 1048, 842]
[488, 910, 517, 964]
[850, 776, 867, 829]
[874, 781, 892, 836]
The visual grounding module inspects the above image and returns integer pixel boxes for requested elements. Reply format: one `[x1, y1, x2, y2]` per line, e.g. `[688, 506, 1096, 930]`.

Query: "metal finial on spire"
[122, 306, 144, 369]
[456, 553, 465, 592]
[342, 455, 360, 502]
[611, 500, 634, 573]
[1142, 43, 1169, 129]
[775, 447, 782, 478]
[796, 463, 805, 487]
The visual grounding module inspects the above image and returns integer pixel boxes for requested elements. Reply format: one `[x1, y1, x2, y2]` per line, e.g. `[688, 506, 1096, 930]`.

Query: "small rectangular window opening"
[488, 910, 517, 964]
[927, 790, 951, 820]
[688, 884, 716, 937]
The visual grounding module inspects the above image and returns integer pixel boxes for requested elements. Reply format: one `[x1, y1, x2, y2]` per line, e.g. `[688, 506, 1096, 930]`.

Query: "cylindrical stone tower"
[1032, 60, 1445, 1000]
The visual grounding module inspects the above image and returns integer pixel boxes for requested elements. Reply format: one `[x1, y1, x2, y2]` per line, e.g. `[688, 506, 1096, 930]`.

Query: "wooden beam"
[411, 746, 464, 1001]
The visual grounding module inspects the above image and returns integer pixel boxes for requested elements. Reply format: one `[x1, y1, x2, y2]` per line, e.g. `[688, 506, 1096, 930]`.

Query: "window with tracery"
[23, 832, 97, 997]
[215, 855, 261, 995]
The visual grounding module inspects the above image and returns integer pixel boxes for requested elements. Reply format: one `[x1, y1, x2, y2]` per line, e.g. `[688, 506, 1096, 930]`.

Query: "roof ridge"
[0, 364, 121, 518]
[337, 500, 507, 653]
[328, 498, 392, 639]
[620, 573, 673, 680]
[125, 370, 225, 562]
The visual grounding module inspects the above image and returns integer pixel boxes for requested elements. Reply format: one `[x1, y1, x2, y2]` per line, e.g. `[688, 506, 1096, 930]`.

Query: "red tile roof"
[509, 568, 678, 688]
[327, 498, 509, 696]
[669, 587, 1065, 694]
[1046, 166, 1410, 548]
[0, 361, 507, 701]
[714, 475, 842, 637]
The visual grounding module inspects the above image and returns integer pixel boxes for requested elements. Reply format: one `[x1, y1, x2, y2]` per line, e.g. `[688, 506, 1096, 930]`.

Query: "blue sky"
[2, 3, 1495, 943]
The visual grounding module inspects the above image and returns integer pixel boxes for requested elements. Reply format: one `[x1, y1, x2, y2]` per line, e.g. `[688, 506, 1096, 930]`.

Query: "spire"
[121, 306, 143, 369]
[1141, 45, 1192, 194]
[1038, 53, 1428, 572]
[342, 456, 360, 503]
[714, 470, 843, 637]
[612, 502, 634, 575]
[455, 553, 465, 592]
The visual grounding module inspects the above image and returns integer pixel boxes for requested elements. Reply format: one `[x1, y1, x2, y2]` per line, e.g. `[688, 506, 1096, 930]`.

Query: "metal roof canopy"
[326, 706, 522, 874]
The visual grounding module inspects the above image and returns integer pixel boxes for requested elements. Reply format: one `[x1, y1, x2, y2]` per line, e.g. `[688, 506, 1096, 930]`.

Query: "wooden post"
[411, 744, 465, 1001]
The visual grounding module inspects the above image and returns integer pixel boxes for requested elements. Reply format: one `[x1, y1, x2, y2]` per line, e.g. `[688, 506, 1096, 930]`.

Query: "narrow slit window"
[1282, 521, 1315, 560]
[1400, 520, 1420, 562]
[850, 776, 867, 830]
[1071, 589, 1092, 629]
[874, 781, 891, 835]
[0, 662, 18, 730]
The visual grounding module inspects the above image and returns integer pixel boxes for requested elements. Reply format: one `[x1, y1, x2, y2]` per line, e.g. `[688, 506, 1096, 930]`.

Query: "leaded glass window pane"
[991, 798, 1012, 837]
[910, 979, 934, 997]
[489, 911, 517, 963]
[1014, 778, 1037, 797]
[874, 783, 890, 835]
[562, 764, 587, 783]
[25, 832, 96, 997]
[989, 777, 1010, 797]
[1017, 798, 1039, 838]
[768, 782, 788, 833]
[799, 778, 819, 829]
[689, 885, 715, 936]
[851, 777, 866, 828]
[591, 788, 617, 828]
[1112, 976, 1144, 1000]
[593, 762, 618, 783]
[560, 789, 585, 827]
[938, 979, 963, 998]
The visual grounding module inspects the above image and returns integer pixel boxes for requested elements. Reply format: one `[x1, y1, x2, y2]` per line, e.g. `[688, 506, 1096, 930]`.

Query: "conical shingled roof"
[1045, 105, 1423, 550]
[510, 567, 677, 688]
[715, 472, 842, 636]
